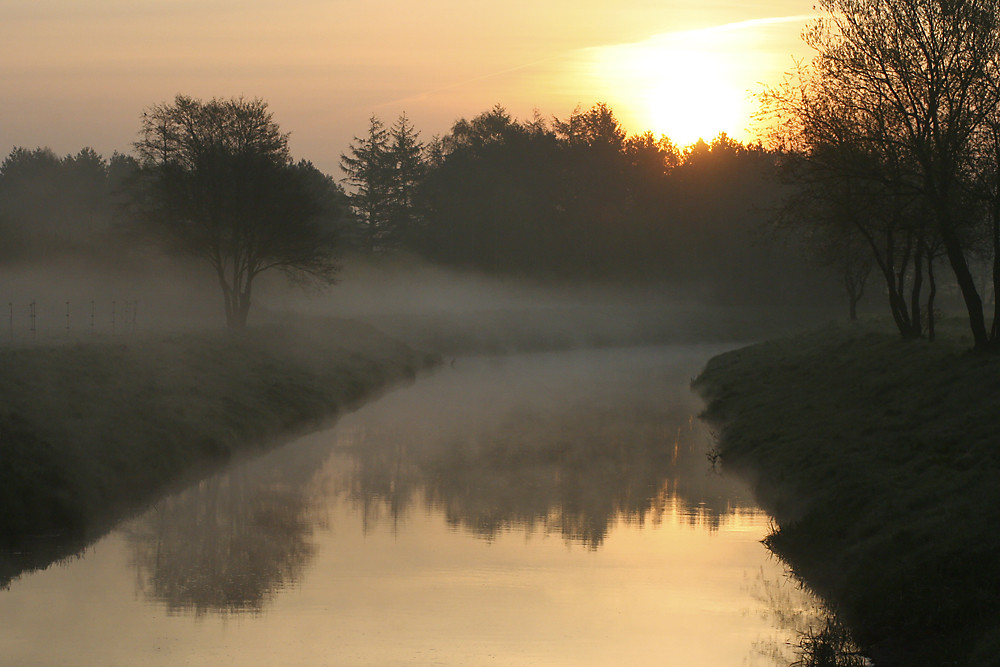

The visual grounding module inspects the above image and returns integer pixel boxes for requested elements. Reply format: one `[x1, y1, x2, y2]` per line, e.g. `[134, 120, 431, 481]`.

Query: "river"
[0, 345, 826, 666]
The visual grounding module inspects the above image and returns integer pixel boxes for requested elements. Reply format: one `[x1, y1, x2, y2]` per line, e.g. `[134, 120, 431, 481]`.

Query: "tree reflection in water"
[124, 436, 331, 616]
[337, 411, 744, 550]
[331, 349, 759, 549]
[124, 347, 761, 615]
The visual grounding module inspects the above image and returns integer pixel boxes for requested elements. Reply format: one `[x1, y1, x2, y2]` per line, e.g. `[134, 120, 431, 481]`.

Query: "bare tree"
[764, 0, 1000, 348]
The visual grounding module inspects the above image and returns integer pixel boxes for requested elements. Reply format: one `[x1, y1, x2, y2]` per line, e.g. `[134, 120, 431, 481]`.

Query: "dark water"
[0, 345, 828, 666]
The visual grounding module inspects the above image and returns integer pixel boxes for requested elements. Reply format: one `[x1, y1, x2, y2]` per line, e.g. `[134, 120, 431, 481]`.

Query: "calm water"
[0, 345, 826, 666]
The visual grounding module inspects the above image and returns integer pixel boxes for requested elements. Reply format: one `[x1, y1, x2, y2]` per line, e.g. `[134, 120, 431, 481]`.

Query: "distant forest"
[0, 101, 833, 316]
[10, 6, 1000, 344]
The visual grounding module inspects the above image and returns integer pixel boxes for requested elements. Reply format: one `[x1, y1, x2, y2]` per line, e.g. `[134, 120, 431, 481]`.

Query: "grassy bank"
[0, 319, 439, 554]
[692, 322, 1000, 667]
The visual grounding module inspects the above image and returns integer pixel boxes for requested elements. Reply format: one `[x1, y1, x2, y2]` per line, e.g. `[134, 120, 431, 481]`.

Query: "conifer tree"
[386, 113, 425, 247]
[340, 116, 392, 253]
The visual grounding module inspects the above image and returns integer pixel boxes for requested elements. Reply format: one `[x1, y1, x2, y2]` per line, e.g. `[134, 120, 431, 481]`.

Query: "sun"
[583, 30, 757, 146]
[637, 50, 748, 145]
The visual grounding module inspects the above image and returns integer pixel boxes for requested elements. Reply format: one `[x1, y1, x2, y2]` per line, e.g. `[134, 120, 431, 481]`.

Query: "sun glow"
[582, 17, 810, 146]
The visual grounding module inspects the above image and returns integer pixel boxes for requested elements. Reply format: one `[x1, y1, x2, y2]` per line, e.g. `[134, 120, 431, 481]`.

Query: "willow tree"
[765, 0, 1000, 349]
[133, 96, 342, 328]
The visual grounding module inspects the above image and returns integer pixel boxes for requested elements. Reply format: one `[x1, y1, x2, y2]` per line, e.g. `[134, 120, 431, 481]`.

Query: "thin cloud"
[375, 54, 567, 109]
[376, 14, 815, 109]
[583, 14, 816, 53]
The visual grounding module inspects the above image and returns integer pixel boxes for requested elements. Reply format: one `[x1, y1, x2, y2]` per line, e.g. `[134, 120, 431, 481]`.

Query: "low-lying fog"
[0, 251, 839, 353]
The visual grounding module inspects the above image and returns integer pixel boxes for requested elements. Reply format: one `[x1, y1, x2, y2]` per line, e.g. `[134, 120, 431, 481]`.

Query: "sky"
[1, 1, 818, 175]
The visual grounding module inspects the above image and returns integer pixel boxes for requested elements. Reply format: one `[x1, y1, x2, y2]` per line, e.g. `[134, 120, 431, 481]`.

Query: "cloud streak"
[378, 14, 815, 110]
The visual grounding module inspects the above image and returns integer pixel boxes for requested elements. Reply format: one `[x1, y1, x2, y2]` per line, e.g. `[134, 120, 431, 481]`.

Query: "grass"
[692, 319, 1000, 667]
[0, 318, 439, 558]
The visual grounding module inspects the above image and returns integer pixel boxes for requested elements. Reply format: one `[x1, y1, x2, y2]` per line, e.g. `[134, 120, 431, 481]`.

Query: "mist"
[0, 226, 842, 353]
[250, 253, 838, 356]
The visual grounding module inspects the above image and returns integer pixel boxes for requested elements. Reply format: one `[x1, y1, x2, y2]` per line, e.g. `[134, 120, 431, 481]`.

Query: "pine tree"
[340, 116, 391, 253]
[387, 113, 425, 247]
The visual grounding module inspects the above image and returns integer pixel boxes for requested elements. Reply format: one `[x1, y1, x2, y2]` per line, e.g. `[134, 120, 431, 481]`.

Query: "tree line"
[341, 103, 796, 288]
[0, 147, 136, 260]
[1, 96, 828, 329]
[14, 0, 1000, 341]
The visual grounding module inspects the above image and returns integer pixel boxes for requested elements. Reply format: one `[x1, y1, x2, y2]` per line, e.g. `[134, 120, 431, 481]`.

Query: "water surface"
[0, 345, 823, 665]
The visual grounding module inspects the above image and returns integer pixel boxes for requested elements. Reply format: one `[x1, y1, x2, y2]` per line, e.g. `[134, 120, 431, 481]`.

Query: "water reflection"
[334, 401, 745, 549]
[747, 568, 869, 667]
[0, 346, 827, 667]
[124, 346, 759, 615]
[124, 439, 330, 616]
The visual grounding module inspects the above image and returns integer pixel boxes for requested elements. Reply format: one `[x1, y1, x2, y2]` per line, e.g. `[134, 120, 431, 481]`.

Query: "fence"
[5, 300, 140, 343]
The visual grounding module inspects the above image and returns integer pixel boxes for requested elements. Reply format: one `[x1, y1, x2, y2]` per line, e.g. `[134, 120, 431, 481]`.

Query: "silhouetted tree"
[551, 104, 633, 276]
[357, 103, 814, 302]
[767, 0, 1000, 348]
[554, 103, 626, 151]
[0, 146, 121, 258]
[417, 105, 566, 273]
[133, 95, 343, 328]
[386, 113, 425, 247]
[340, 116, 392, 253]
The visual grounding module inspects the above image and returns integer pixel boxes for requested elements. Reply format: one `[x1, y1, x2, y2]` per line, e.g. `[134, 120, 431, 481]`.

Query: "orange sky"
[1, 1, 817, 174]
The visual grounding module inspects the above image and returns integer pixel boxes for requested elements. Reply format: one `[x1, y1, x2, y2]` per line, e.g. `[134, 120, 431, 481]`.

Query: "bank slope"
[0, 319, 439, 552]
[693, 323, 1000, 667]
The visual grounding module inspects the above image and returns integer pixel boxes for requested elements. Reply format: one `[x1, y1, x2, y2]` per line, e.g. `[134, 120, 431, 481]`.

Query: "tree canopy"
[132, 95, 345, 328]
[0, 147, 134, 260]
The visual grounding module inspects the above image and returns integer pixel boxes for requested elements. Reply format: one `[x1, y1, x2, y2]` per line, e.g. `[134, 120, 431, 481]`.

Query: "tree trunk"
[225, 271, 253, 329]
[991, 201, 1000, 343]
[935, 204, 990, 349]
[845, 268, 866, 322]
[217, 267, 237, 329]
[234, 290, 251, 329]
[909, 236, 924, 338]
[877, 235, 913, 338]
[927, 253, 937, 343]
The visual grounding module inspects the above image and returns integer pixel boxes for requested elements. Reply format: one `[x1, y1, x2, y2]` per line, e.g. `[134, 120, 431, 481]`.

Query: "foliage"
[339, 113, 425, 253]
[0, 147, 135, 260]
[399, 103, 809, 302]
[133, 95, 345, 328]
[791, 619, 868, 667]
[340, 115, 392, 253]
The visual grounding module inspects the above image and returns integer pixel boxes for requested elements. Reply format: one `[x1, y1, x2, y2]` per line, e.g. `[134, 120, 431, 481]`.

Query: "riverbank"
[0, 319, 439, 556]
[692, 322, 1000, 666]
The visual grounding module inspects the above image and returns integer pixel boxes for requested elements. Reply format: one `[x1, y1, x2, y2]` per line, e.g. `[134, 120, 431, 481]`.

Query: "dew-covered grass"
[0, 318, 439, 549]
[693, 319, 1000, 667]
